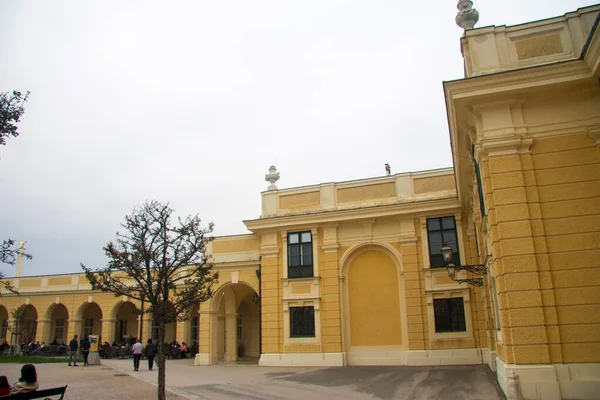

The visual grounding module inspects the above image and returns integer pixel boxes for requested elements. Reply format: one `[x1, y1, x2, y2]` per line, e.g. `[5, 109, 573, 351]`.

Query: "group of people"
[132, 338, 158, 371]
[67, 334, 91, 367]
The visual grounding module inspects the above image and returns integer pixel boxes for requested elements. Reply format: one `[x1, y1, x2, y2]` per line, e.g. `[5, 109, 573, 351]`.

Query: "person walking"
[68, 335, 79, 367]
[145, 338, 157, 371]
[132, 339, 143, 371]
[81, 336, 91, 367]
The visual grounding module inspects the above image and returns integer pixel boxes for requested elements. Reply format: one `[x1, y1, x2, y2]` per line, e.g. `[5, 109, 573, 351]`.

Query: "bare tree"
[82, 200, 218, 400]
[7, 307, 26, 355]
[0, 90, 30, 151]
[0, 239, 31, 294]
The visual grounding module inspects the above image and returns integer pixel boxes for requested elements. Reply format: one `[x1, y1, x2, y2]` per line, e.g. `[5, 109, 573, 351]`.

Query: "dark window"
[427, 216, 460, 268]
[290, 306, 315, 337]
[191, 316, 199, 342]
[475, 161, 486, 216]
[288, 231, 313, 278]
[434, 297, 466, 333]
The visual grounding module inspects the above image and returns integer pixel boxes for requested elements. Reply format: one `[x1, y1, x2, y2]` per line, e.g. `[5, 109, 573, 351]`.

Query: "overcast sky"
[0, 0, 594, 277]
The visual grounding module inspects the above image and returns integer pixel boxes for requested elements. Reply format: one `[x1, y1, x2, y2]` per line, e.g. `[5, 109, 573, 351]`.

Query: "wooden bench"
[1, 385, 67, 400]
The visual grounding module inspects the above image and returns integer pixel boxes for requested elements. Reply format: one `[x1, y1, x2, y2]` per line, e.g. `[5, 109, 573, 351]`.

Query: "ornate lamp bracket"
[441, 244, 489, 287]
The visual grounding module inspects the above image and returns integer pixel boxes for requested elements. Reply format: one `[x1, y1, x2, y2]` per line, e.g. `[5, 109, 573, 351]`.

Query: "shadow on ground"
[268, 365, 506, 400]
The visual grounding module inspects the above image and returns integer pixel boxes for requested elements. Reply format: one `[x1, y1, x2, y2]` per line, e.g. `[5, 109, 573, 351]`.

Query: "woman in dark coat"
[81, 336, 91, 367]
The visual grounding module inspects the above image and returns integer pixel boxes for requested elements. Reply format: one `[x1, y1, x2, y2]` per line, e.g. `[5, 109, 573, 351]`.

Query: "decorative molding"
[477, 136, 533, 161]
[587, 124, 600, 145]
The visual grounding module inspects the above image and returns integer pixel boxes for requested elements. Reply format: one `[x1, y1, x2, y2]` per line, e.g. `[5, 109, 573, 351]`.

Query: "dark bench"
[1, 385, 67, 400]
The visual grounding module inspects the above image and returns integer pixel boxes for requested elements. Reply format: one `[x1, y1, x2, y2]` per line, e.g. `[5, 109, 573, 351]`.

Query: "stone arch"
[150, 300, 177, 344]
[0, 305, 8, 342]
[340, 243, 408, 365]
[207, 282, 259, 364]
[14, 304, 38, 344]
[76, 302, 103, 339]
[340, 241, 404, 275]
[44, 303, 69, 344]
[111, 301, 138, 344]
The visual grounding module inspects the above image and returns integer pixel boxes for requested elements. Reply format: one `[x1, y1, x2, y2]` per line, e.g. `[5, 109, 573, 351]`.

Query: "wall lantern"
[441, 243, 488, 287]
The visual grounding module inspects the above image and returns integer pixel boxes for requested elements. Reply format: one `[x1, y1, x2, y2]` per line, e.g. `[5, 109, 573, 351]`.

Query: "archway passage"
[16, 304, 38, 344]
[151, 302, 176, 345]
[79, 302, 103, 339]
[210, 283, 259, 364]
[344, 248, 404, 364]
[113, 302, 138, 344]
[45, 303, 69, 345]
[0, 306, 8, 342]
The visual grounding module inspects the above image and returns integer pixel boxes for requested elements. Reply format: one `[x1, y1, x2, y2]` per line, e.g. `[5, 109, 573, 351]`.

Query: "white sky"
[0, 0, 595, 276]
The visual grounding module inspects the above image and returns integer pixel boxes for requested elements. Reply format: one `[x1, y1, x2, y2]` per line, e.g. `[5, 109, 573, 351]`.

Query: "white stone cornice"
[245, 198, 461, 232]
[476, 136, 533, 161]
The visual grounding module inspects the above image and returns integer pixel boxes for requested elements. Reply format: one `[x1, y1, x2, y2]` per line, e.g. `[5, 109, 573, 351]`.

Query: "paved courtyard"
[0, 358, 506, 399]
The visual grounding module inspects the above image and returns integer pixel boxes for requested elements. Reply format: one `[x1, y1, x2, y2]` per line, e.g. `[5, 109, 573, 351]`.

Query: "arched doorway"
[45, 304, 69, 345]
[77, 302, 103, 339]
[15, 304, 37, 345]
[210, 283, 259, 364]
[0, 306, 8, 343]
[341, 245, 407, 365]
[112, 302, 138, 344]
[151, 301, 177, 345]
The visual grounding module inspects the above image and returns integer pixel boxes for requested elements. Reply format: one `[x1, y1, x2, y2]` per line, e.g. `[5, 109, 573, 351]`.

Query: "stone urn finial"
[265, 165, 280, 190]
[456, 0, 479, 30]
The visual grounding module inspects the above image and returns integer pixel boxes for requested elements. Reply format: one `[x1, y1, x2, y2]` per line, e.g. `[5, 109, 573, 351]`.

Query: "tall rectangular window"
[84, 318, 94, 337]
[191, 316, 199, 342]
[152, 320, 159, 341]
[288, 231, 313, 278]
[427, 216, 460, 268]
[475, 161, 486, 216]
[0, 320, 7, 340]
[54, 319, 65, 340]
[433, 298, 466, 333]
[290, 306, 315, 338]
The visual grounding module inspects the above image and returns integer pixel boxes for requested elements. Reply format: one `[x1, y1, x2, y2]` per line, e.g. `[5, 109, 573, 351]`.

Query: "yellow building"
[1, 4, 599, 400]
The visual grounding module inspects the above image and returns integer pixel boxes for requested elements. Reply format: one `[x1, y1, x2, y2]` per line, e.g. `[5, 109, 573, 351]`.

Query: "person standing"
[68, 335, 79, 367]
[81, 336, 91, 367]
[132, 339, 143, 371]
[145, 338, 157, 371]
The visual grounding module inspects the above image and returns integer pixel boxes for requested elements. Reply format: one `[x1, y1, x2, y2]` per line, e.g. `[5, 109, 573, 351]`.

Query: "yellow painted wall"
[337, 182, 395, 203]
[348, 250, 402, 346]
[413, 175, 455, 194]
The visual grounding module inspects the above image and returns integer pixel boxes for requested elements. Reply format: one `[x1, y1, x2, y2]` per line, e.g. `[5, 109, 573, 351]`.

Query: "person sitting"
[0, 375, 11, 396]
[51, 338, 58, 345]
[10, 364, 38, 394]
[179, 342, 188, 358]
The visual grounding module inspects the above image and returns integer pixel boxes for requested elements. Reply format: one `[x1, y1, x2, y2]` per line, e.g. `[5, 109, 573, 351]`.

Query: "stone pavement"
[0, 358, 506, 399]
[0, 361, 184, 399]
[102, 358, 506, 400]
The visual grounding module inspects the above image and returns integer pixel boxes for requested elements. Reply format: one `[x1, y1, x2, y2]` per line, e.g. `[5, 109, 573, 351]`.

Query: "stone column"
[474, 101, 559, 397]
[258, 232, 280, 365]
[194, 304, 212, 366]
[36, 320, 51, 344]
[67, 319, 82, 341]
[101, 319, 116, 344]
[320, 224, 342, 359]
[224, 313, 237, 362]
[176, 320, 187, 344]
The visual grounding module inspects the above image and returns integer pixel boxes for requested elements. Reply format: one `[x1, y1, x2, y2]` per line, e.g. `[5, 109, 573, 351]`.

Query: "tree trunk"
[157, 319, 166, 400]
